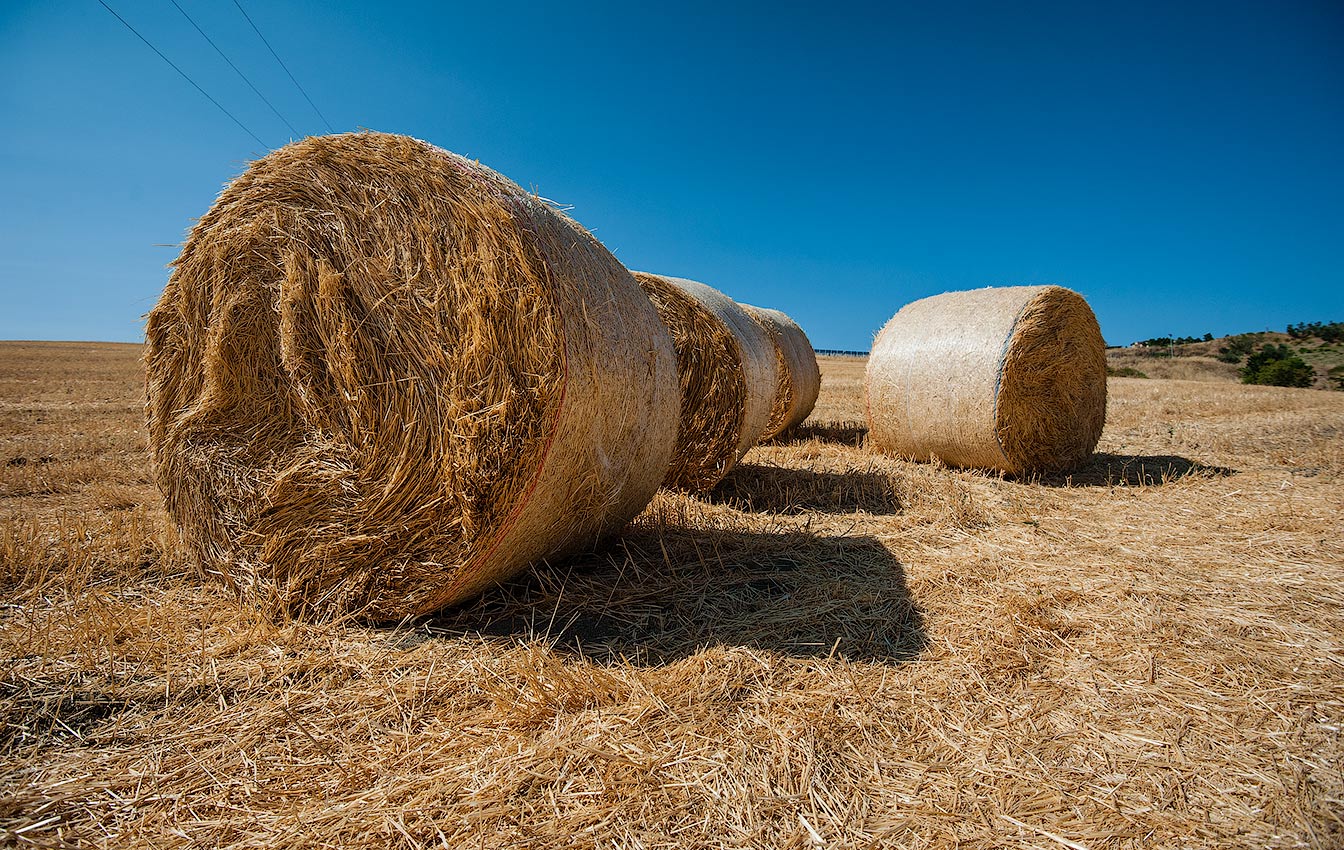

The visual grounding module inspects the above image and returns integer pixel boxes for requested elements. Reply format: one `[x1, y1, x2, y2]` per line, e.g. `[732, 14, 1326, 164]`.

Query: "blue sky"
[1, 1, 1340, 348]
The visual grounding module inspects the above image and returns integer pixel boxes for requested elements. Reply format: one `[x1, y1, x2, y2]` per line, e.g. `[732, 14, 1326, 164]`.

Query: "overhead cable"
[231, 0, 335, 133]
[97, 0, 269, 149]
[169, 0, 303, 139]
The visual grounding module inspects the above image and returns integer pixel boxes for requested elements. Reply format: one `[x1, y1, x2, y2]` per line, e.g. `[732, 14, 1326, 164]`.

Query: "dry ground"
[2, 343, 1342, 849]
[1105, 349, 1240, 383]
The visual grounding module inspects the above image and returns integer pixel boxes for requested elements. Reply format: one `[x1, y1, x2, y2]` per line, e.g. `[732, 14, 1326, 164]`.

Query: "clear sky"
[2, 0, 1341, 348]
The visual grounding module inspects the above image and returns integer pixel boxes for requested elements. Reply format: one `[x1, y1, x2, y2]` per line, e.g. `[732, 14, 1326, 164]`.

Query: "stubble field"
[2, 341, 1342, 848]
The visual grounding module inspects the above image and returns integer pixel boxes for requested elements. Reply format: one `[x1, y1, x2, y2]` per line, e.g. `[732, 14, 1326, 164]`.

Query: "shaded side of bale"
[742, 305, 821, 438]
[865, 285, 1106, 473]
[145, 132, 679, 621]
[632, 273, 778, 491]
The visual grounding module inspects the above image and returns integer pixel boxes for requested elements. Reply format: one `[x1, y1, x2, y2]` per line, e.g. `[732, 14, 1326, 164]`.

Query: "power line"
[231, 0, 334, 133]
[96, 0, 268, 149]
[169, 0, 302, 139]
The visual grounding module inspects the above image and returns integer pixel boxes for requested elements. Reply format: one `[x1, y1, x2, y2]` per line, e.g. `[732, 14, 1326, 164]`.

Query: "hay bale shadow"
[1035, 453, 1238, 487]
[763, 420, 867, 447]
[706, 462, 900, 515]
[423, 528, 925, 667]
[0, 679, 136, 754]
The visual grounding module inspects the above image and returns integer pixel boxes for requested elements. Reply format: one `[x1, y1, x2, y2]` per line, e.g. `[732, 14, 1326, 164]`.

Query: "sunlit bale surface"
[144, 133, 678, 621]
[866, 285, 1107, 473]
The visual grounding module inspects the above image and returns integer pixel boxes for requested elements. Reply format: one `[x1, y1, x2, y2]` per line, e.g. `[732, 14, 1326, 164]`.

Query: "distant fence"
[815, 348, 869, 358]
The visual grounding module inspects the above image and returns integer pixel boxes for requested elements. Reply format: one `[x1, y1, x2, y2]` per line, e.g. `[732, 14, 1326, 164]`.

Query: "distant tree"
[1241, 344, 1314, 388]
[1217, 335, 1256, 364]
[1287, 321, 1343, 343]
[1136, 334, 1208, 348]
[1257, 358, 1315, 388]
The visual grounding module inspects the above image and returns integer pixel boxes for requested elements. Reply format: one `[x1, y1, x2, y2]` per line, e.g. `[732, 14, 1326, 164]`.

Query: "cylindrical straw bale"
[145, 132, 679, 621]
[742, 305, 821, 438]
[631, 273, 778, 491]
[865, 285, 1106, 473]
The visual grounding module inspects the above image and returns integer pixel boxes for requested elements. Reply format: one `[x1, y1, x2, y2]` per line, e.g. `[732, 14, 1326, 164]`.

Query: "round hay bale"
[865, 285, 1106, 473]
[145, 132, 679, 621]
[631, 273, 778, 491]
[741, 305, 821, 439]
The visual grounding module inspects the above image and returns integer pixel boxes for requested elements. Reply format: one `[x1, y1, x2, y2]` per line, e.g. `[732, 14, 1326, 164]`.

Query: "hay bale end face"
[632, 273, 778, 491]
[865, 285, 1107, 473]
[145, 132, 679, 621]
[742, 304, 821, 438]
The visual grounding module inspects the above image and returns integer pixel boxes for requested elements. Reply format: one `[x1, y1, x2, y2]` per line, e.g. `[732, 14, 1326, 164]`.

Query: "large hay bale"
[631, 273, 778, 491]
[865, 285, 1106, 473]
[741, 305, 821, 438]
[145, 132, 679, 620]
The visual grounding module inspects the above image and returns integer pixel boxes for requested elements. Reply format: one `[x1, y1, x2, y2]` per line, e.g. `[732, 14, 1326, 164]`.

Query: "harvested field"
[3, 341, 1343, 848]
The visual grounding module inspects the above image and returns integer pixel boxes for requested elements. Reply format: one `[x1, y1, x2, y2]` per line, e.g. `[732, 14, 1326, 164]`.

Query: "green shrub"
[1240, 344, 1314, 388]
[1256, 358, 1315, 387]
[1329, 365, 1344, 391]
[1106, 366, 1148, 378]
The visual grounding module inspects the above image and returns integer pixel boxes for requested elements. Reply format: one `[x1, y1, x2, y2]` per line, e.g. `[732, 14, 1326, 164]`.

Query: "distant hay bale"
[865, 285, 1106, 473]
[632, 273, 778, 491]
[144, 132, 679, 621]
[741, 305, 821, 438]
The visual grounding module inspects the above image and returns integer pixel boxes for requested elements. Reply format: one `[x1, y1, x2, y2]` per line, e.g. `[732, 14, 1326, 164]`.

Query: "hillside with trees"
[1107, 322, 1343, 389]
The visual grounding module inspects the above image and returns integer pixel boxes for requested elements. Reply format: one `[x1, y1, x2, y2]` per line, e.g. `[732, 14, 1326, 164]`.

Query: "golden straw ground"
[3, 346, 1342, 847]
[144, 132, 678, 621]
[742, 304, 821, 439]
[866, 285, 1107, 473]
[632, 273, 778, 491]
